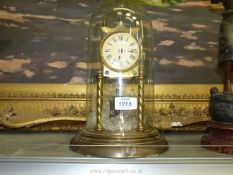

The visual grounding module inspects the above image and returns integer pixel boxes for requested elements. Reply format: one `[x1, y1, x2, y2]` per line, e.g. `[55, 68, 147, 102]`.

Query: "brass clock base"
[70, 129, 168, 158]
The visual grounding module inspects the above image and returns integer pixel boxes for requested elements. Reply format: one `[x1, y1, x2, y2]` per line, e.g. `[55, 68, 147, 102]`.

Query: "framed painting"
[0, 0, 228, 131]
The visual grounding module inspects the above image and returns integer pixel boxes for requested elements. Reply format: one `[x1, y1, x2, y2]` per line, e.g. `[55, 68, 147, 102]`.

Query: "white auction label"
[115, 97, 137, 110]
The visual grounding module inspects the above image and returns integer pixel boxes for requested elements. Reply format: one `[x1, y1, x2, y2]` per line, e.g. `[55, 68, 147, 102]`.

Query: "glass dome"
[70, 0, 168, 158]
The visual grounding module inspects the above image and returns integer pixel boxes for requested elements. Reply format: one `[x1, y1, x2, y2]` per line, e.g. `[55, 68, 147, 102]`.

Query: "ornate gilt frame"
[0, 84, 227, 131]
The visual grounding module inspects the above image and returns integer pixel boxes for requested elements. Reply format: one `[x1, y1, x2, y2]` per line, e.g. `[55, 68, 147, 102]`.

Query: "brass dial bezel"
[100, 32, 141, 73]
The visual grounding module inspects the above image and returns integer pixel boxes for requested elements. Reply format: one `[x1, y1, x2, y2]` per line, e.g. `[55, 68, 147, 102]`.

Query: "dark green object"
[209, 0, 233, 123]
[202, 0, 233, 155]
[210, 87, 233, 123]
[219, 9, 233, 64]
[214, 0, 233, 93]
[218, 0, 233, 64]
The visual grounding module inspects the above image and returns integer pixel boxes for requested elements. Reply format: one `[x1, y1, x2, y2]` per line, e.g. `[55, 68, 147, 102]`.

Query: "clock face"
[101, 32, 140, 72]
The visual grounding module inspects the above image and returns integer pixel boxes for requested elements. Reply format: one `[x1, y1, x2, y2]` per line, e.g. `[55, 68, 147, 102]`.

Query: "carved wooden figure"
[202, 0, 233, 155]
[218, 0, 233, 94]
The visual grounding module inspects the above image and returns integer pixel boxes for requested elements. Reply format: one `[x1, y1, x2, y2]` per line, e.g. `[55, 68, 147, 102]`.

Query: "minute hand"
[128, 50, 138, 53]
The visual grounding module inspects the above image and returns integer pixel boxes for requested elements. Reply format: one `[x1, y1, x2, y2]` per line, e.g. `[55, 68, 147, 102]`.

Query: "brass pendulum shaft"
[96, 68, 103, 131]
[138, 67, 145, 131]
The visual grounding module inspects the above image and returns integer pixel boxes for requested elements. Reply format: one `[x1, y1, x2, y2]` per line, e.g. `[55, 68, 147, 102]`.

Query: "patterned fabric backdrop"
[0, 0, 224, 84]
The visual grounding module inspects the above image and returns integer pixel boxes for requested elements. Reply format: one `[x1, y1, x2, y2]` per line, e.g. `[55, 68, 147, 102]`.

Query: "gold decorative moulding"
[0, 83, 228, 132]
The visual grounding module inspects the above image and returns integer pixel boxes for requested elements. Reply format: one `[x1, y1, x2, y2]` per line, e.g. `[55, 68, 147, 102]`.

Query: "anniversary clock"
[70, 0, 168, 158]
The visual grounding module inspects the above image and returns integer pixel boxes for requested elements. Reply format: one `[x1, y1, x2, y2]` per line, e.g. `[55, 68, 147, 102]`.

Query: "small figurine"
[219, 0, 233, 94]
[202, 0, 233, 155]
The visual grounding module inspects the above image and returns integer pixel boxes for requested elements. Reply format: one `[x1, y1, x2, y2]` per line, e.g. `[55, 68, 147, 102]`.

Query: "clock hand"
[118, 48, 124, 60]
[120, 48, 124, 54]
[128, 49, 138, 53]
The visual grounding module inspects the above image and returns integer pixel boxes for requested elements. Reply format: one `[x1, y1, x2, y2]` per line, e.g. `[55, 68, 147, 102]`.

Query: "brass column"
[96, 68, 103, 131]
[138, 67, 144, 131]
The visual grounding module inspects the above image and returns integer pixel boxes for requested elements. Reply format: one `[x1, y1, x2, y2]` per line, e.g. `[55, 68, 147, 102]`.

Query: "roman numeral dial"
[101, 32, 140, 72]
